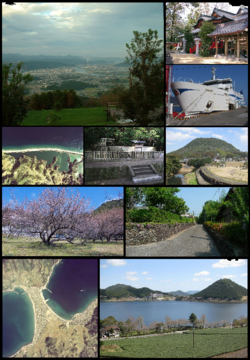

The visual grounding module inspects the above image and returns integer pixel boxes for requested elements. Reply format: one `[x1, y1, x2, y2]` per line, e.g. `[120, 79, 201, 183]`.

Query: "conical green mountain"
[168, 138, 243, 158]
[191, 279, 247, 300]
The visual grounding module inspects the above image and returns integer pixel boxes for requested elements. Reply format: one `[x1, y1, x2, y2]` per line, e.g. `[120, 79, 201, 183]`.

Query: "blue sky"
[2, 3, 163, 58]
[166, 127, 248, 153]
[177, 187, 230, 217]
[171, 65, 248, 104]
[100, 259, 248, 292]
[2, 187, 123, 211]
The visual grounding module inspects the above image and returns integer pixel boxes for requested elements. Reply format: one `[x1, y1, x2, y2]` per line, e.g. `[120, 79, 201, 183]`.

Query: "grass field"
[2, 235, 123, 257]
[100, 327, 248, 358]
[206, 163, 248, 183]
[21, 107, 117, 126]
[183, 172, 198, 185]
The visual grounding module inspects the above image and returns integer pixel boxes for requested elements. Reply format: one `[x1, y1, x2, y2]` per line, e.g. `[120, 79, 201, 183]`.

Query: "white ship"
[171, 67, 245, 115]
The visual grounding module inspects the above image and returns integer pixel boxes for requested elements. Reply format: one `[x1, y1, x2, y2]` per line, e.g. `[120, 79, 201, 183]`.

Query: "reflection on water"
[166, 174, 184, 185]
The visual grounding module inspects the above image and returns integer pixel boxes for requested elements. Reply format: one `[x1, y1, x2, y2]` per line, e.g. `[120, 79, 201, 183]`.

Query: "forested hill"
[169, 290, 189, 296]
[93, 198, 124, 214]
[168, 138, 244, 158]
[190, 279, 247, 300]
[100, 284, 170, 299]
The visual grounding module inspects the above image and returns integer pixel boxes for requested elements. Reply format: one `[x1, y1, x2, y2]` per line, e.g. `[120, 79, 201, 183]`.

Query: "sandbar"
[3, 147, 83, 156]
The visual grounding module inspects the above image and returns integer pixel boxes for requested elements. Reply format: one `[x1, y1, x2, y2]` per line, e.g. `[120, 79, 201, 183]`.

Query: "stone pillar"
[194, 38, 201, 56]
[181, 38, 186, 53]
[237, 33, 240, 59]
[224, 35, 228, 57]
[215, 36, 218, 57]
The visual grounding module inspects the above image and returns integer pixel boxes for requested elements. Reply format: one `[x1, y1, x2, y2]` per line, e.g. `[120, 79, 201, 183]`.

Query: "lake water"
[43, 259, 98, 320]
[3, 287, 35, 357]
[100, 300, 247, 326]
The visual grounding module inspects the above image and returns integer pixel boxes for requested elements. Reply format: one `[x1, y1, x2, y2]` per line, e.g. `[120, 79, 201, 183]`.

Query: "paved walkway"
[167, 108, 248, 127]
[126, 225, 221, 257]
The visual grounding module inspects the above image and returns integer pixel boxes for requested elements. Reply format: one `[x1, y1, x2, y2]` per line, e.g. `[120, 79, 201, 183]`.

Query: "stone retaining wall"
[203, 223, 245, 256]
[196, 168, 210, 185]
[126, 223, 195, 246]
[199, 167, 248, 185]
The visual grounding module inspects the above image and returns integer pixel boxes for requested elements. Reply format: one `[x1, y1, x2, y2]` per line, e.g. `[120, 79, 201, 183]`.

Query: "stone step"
[130, 164, 162, 184]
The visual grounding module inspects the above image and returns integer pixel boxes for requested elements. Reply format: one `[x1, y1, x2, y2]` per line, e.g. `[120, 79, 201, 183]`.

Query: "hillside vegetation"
[191, 279, 247, 300]
[100, 284, 170, 299]
[94, 199, 124, 214]
[168, 138, 246, 158]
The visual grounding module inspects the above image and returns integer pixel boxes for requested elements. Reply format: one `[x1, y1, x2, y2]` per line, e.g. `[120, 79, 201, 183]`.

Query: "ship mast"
[211, 67, 217, 80]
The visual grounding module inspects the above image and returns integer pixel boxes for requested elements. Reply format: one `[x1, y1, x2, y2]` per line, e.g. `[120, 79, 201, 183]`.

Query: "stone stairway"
[129, 164, 162, 184]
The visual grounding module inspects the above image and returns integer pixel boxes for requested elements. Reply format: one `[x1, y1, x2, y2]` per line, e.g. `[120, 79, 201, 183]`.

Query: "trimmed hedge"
[126, 207, 193, 225]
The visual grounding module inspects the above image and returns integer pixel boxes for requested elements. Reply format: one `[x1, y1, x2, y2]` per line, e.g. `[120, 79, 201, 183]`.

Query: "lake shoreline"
[100, 298, 247, 304]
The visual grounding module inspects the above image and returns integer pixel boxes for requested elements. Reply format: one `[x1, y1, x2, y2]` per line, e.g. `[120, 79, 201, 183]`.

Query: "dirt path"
[211, 348, 248, 358]
[126, 224, 221, 257]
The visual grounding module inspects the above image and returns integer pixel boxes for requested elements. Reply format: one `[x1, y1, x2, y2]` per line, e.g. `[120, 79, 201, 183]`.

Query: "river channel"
[166, 174, 185, 185]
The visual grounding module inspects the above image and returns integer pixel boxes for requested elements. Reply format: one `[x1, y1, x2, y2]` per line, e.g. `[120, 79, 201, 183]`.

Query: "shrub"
[204, 221, 247, 246]
[126, 207, 194, 224]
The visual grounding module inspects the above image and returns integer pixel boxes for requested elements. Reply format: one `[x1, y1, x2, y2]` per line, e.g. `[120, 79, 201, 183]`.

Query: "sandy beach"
[2, 147, 83, 156]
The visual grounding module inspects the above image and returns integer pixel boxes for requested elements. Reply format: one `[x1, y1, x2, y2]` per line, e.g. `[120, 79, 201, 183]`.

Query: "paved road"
[126, 225, 221, 257]
[167, 108, 248, 126]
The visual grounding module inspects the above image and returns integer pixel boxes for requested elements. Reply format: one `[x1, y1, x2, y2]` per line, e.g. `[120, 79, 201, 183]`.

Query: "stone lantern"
[194, 37, 201, 56]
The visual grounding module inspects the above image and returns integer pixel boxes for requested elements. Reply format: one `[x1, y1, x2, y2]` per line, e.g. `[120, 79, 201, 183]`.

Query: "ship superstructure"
[171, 67, 245, 115]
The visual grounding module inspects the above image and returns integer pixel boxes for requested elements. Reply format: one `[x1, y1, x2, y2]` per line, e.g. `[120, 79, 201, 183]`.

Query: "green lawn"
[100, 327, 248, 358]
[21, 107, 117, 126]
[184, 172, 198, 185]
[2, 236, 123, 257]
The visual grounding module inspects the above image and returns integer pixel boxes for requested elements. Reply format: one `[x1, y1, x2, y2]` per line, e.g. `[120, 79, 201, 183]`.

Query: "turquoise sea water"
[2, 287, 35, 357]
[42, 259, 98, 320]
[5, 151, 83, 173]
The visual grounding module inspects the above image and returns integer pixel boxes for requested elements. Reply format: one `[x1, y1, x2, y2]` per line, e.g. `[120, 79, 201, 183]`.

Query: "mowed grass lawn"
[21, 107, 117, 126]
[2, 236, 124, 257]
[100, 327, 248, 358]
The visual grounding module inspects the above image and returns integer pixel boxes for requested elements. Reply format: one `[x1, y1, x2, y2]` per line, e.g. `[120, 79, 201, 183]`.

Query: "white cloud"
[166, 130, 195, 142]
[164, 279, 172, 282]
[192, 278, 199, 281]
[212, 259, 246, 268]
[141, 271, 148, 275]
[239, 128, 248, 145]
[88, 8, 112, 13]
[240, 273, 247, 277]
[194, 271, 210, 276]
[126, 275, 139, 281]
[222, 275, 237, 279]
[145, 277, 153, 280]
[204, 278, 212, 281]
[126, 271, 138, 275]
[100, 264, 108, 268]
[212, 134, 223, 139]
[106, 259, 127, 266]
[176, 128, 211, 134]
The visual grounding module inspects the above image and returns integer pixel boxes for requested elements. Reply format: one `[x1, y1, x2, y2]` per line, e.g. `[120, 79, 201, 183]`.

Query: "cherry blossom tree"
[6, 187, 92, 246]
[93, 208, 124, 243]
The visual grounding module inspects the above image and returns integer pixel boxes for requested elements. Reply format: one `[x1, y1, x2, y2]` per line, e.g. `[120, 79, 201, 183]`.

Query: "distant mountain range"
[190, 279, 247, 300]
[100, 284, 170, 299]
[168, 138, 246, 158]
[101, 280, 247, 301]
[2, 53, 126, 66]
